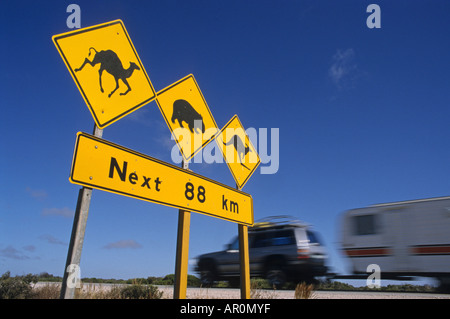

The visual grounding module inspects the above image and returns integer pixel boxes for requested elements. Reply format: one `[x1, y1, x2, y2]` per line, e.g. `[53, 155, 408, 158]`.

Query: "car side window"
[272, 230, 296, 246]
[252, 233, 269, 248]
[353, 214, 377, 235]
[251, 229, 295, 248]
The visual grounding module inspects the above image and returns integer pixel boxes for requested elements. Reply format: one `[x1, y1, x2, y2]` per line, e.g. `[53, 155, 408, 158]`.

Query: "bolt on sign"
[52, 20, 156, 129]
[70, 132, 254, 226]
[216, 115, 260, 189]
[156, 74, 219, 162]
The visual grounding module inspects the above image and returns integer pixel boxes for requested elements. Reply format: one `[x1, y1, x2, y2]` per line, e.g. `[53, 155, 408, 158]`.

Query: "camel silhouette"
[75, 47, 140, 98]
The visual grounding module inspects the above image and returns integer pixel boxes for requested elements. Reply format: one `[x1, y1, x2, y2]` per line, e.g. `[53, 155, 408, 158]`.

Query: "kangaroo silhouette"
[171, 99, 205, 134]
[223, 134, 252, 170]
[75, 47, 140, 98]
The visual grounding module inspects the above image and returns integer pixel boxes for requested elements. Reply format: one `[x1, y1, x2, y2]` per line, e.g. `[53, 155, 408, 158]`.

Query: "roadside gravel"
[34, 282, 450, 299]
[160, 286, 450, 299]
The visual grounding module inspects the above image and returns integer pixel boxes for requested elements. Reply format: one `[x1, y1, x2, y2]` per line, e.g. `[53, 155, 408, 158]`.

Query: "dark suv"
[195, 216, 328, 287]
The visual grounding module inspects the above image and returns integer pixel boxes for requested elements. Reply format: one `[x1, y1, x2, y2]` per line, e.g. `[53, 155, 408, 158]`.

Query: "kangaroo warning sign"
[156, 74, 219, 162]
[53, 20, 156, 129]
[70, 132, 254, 226]
[216, 115, 260, 189]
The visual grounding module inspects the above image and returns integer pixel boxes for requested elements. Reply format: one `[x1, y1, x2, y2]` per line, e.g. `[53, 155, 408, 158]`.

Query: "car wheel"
[199, 260, 216, 287]
[438, 277, 450, 293]
[200, 270, 215, 287]
[228, 277, 240, 288]
[266, 265, 286, 289]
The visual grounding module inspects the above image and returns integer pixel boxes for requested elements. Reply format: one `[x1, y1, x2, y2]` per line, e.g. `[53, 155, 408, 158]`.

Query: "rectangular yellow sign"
[53, 20, 156, 128]
[70, 132, 254, 226]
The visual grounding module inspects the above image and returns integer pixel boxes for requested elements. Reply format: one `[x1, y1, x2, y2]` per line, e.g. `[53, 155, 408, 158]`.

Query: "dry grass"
[31, 281, 163, 299]
[250, 280, 278, 299]
[74, 283, 123, 299]
[294, 282, 315, 299]
[174, 278, 280, 299]
[31, 282, 122, 299]
[187, 286, 217, 299]
[31, 280, 315, 299]
[31, 283, 61, 299]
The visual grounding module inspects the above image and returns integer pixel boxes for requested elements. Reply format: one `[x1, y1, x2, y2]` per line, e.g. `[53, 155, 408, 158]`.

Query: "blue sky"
[1, 0, 450, 282]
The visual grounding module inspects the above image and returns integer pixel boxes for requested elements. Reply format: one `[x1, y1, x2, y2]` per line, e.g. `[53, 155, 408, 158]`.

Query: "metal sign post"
[237, 183, 251, 299]
[60, 125, 103, 299]
[173, 160, 191, 299]
[238, 224, 251, 299]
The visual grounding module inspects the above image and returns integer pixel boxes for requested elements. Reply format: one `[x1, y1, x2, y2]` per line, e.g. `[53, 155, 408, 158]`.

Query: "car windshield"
[307, 230, 323, 245]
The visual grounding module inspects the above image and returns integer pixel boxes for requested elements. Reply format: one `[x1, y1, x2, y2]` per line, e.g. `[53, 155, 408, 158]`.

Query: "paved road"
[159, 286, 450, 299]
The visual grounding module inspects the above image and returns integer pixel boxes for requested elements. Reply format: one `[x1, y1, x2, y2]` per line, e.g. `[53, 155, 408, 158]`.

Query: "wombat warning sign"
[156, 74, 218, 162]
[53, 20, 156, 129]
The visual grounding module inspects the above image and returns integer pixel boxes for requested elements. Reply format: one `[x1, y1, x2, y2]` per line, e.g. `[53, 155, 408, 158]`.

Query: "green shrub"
[119, 280, 163, 299]
[160, 274, 175, 285]
[187, 275, 201, 287]
[0, 271, 38, 299]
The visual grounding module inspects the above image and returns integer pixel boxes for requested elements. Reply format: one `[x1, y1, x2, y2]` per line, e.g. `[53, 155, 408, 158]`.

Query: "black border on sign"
[155, 74, 219, 162]
[52, 20, 156, 129]
[70, 132, 254, 226]
[217, 115, 261, 189]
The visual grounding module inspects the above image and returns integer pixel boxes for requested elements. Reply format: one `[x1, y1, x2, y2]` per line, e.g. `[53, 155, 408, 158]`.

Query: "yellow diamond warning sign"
[216, 115, 260, 189]
[156, 74, 219, 162]
[53, 20, 156, 129]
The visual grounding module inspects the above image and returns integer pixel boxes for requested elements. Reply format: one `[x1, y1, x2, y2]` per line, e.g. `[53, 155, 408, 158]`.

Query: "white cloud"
[42, 207, 74, 218]
[26, 187, 48, 200]
[0, 245, 30, 260]
[103, 239, 142, 250]
[328, 48, 357, 89]
[125, 107, 153, 126]
[39, 234, 66, 246]
[23, 245, 36, 252]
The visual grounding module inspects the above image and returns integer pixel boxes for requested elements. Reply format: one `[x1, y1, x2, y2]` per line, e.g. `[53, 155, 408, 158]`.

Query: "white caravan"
[339, 196, 450, 288]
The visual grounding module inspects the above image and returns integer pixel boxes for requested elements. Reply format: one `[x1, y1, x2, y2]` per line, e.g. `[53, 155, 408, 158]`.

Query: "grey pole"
[60, 125, 103, 299]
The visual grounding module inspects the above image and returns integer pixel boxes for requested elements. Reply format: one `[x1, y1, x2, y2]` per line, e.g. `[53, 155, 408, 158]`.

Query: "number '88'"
[185, 182, 206, 203]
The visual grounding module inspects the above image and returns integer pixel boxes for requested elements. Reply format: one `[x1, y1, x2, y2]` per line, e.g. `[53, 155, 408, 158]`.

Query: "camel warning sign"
[216, 115, 260, 189]
[156, 74, 219, 162]
[53, 20, 156, 129]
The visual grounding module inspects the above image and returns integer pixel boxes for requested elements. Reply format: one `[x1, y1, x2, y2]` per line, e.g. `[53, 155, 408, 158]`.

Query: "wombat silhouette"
[75, 47, 140, 98]
[223, 134, 251, 170]
[171, 99, 205, 134]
